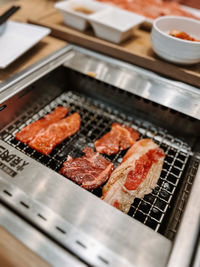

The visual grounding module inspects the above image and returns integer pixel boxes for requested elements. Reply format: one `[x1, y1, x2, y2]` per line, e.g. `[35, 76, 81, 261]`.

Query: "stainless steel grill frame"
[0, 203, 86, 267]
[1, 90, 192, 237]
[0, 45, 200, 267]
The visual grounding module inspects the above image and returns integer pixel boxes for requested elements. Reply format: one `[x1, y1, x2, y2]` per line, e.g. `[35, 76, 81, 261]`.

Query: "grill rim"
[1, 90, 193, 239]
[0, 45, 199, 267]
[0, 139, 172, 267]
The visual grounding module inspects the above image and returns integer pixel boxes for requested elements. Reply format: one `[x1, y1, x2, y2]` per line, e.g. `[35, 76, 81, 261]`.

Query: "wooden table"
[0, 227, 49, 267]
[0, 1, 66, 265]
[0, 0, 67, 82]
[30, 8, 200, 88]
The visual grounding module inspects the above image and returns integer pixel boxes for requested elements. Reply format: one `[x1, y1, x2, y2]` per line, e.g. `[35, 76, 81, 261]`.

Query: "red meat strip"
[95, 123, 139, 155]
[29, 113, 81, 155]
[102, 139, 165, 213]
[15, 106, 68, 144]
[60, 147, 114, 190]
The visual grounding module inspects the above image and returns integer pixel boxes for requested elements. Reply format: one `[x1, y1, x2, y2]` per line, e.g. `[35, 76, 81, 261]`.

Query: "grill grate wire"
[0, 91, 191, 237]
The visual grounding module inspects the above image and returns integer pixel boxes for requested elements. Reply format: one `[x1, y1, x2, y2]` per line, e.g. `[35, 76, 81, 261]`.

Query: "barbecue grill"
[0, 45, 200, 267]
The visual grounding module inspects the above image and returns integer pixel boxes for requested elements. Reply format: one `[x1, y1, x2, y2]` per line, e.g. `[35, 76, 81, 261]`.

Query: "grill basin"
[0, 46, 200, 267]
[1, 90, 193, 238]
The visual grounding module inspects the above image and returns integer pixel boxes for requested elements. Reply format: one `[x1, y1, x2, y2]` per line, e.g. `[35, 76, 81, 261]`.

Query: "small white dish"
[88, 7, 145, 44]
[151, 16, 200, 65]
[0, 21, 50, 69]
[54, 0, 107, 31]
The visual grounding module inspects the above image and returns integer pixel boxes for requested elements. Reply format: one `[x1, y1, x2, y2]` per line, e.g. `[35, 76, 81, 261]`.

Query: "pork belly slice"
[95, 123, 139, 155]
[60, 147, 114, 190]
[15, 106, 68, 144]
[29, 113, 81, 155]
[102, 139, 165, 213]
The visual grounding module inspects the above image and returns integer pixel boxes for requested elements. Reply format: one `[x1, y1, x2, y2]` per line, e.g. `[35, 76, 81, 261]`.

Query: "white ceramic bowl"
[151, 16, 200, 65]
[54, 0, 106, 31]
[89, 7, 145, 44]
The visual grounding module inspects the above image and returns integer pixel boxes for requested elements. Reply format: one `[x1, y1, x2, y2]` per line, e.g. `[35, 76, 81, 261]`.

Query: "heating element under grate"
[0, 91, 191, 237]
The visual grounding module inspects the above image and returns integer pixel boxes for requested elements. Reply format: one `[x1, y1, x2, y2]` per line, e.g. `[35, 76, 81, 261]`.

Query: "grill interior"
[0, 89, 193, 239]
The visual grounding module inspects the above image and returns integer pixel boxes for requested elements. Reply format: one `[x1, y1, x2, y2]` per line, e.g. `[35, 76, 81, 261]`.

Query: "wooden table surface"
[0, 0, 67, 82]
[0, 1, 66, 265]
[30, 8, 200, 89]
[0, 226, 49, 267]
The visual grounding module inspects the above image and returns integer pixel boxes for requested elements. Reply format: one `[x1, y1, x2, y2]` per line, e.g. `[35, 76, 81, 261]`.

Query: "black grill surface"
[1, 91, 191, 237]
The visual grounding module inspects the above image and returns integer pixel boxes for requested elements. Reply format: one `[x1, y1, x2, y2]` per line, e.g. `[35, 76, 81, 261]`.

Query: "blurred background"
[0, 0, 17, 5]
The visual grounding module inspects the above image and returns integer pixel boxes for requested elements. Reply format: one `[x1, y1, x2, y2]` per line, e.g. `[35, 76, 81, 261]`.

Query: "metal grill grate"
[164, 157, 200, 240]
[0, 91, 191, 237]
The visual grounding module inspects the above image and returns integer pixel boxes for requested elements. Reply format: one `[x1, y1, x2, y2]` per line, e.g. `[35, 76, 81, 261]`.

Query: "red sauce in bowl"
[169, 30, 200, 42]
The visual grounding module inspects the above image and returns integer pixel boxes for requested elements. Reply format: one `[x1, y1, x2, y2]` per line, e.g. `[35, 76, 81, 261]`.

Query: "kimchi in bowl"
[151, 16, 200, 65]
